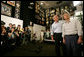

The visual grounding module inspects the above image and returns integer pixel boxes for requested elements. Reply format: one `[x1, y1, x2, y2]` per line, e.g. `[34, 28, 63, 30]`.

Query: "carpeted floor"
[3, 42, 64, 56]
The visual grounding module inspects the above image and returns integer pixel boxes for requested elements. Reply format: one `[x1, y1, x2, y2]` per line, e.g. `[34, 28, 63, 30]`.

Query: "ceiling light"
[30, 2, 34, 5]
[41, 2, 43, 5]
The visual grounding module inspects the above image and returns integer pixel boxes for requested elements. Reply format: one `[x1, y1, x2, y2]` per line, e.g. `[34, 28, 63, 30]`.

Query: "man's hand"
[15, 32, 19, 37]
[51, 35, 54, 40]
[63, 37, 66, 44]
[77, 36, 83, 44]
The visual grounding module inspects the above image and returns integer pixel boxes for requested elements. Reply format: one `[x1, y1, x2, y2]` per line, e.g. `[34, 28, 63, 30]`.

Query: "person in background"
[40, 30, 44, 43]
[20, 28, 25, 45]
[24, 27, 28, 44]
[17, 25, 23, 45]
[8, 28, 15, 40]
[12, 24, 16, 30]
[51, 15, 63, 56]
[14, 29, 20, 46]
[1, 26, 8, 47]
[62, 10, 83, 56]
[24, 27, 31, 44]
[6, 23, 12, 33]
[8, 27, 16, 47]
[46, 29, 51, 39]
[17, 25, 22, 34]
[32, 33, 37, 43]
[44, 30, 47, 39]
[27, 27, 31, 42]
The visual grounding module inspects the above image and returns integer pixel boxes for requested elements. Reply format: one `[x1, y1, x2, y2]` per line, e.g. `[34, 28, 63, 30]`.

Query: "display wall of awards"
[45, 8, 56, 26]
[7, 1, 15, 6]
[1, 3, 12, 17]
[35, 2, 45, 22]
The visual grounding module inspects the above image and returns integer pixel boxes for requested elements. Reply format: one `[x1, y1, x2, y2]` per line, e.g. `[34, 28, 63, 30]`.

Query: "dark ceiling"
[36, 1, 73, 9]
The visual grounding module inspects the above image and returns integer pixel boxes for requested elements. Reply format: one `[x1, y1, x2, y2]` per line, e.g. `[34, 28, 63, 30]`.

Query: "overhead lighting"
[30, 2, 34, 5]
[41, 2, 43, 5]
[73, 1, 81, 6]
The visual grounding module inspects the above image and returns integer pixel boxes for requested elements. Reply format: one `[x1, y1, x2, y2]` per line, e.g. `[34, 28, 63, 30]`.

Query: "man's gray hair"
[53, 15, 59, 20]
[64, 10, 70, 16]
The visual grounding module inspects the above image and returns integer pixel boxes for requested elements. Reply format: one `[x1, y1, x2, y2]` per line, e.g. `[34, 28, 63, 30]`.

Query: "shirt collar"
[65, 19, 71, 23]
[54, 21, 59, 24]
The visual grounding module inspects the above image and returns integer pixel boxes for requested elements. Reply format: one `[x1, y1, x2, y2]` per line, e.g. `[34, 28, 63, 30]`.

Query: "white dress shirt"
[62, 18, 83, 37]
[51, 21, 63, 35]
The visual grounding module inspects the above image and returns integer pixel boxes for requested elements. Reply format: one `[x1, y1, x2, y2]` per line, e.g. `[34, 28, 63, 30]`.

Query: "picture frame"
[7, 1, 15, 6]
[1, 3, 12, 16]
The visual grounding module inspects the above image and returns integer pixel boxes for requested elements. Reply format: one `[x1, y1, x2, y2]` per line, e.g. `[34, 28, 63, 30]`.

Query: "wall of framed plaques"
[35, 2, 45, 26]
[45, 8, 56, 28]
